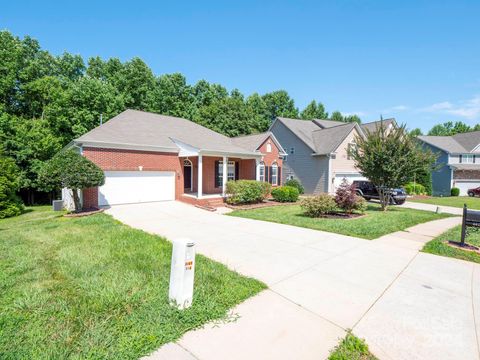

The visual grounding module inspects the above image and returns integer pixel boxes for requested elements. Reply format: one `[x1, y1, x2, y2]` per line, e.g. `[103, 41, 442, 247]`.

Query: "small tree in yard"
[348, 122, 436, 211]
[39, 149, 105, 212]
[0, 153, 24, 218]
[335, 179, 359, 214]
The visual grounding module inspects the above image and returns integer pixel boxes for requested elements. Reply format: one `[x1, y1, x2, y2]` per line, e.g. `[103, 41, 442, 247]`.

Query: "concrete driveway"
[106, 202, 479, 360]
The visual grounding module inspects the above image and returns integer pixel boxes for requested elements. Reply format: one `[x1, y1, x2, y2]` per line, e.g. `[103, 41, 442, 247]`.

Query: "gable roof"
[272, 116, 363, 155]
[360, 118, 396, 133]
[274, 117, 322, 151]
[312, 123, 358, 155]
[74, 109, 259, 156]
[418, 131, 480, 154]
[231, 132, 287, 155]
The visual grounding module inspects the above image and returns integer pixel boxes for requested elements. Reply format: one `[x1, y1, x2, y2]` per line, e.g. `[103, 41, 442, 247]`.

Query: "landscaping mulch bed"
[64, 208, 104, 217]
[224, 199, 300, 210]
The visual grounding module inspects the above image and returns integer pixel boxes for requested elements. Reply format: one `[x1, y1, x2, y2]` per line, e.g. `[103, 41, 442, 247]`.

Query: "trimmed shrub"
[404, 182, 426, 195]
[226, 180, 271, 205]
[353, 196, 367, 213]
[271, 186, 299, 202]
[285, 178, 304, 194]
[451, 187, 460, 196]
[300, 194, 337, 217]
[0, 154, 23, 219]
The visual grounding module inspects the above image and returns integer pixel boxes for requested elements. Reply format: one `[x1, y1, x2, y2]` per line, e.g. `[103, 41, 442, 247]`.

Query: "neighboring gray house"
[269, 117, 395, 194]
[418, 131, 480, 196]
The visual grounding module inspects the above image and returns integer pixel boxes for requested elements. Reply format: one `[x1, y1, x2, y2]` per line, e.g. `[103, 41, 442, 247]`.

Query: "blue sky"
[2, 0, 480, 132]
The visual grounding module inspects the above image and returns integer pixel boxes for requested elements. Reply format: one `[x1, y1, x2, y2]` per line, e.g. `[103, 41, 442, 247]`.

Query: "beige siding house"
[270, 117, 396, 194]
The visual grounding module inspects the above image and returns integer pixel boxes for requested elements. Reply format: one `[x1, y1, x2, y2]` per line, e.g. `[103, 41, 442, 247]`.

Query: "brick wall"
[82, 147, 184, 207]
[257, 136, 283, 186]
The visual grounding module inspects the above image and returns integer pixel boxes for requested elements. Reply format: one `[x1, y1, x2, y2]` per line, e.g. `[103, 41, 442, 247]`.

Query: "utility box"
[169, 238, 196, 309]
[52, 200, 63, 211]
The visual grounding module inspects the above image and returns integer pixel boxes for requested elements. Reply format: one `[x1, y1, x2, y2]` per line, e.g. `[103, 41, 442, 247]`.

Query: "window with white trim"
[266, 142, 272, 153]
[219, 161, 235, 183]
[271, 163, 278, 185]
[259, 162, 265, 182]
[461, 154, 475, 164]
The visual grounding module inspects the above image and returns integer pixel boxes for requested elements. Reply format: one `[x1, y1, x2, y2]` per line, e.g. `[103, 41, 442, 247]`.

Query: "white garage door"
[454, 180, 480, 196]
[98, 171, 175, 206]
[334, 173, 367, 191]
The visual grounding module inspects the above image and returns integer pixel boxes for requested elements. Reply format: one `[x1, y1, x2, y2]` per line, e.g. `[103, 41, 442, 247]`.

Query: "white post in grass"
[198, 154, 203, 199]
[222, 156, 228, 196]
[169, 238, 196, 309]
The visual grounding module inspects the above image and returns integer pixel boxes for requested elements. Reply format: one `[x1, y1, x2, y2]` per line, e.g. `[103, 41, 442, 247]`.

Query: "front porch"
[179, 153, 261, 204]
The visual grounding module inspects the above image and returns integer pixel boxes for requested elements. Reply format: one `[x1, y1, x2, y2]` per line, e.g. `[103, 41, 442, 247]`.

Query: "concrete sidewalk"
[399, 200, 463, 215]
[107, 202, 478, 360]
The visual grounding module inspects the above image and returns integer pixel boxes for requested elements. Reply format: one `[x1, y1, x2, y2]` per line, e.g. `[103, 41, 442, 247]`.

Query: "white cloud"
[421, 95, 480, 120]
[341, 111, 367, 117]
[379, 105, 409, 113]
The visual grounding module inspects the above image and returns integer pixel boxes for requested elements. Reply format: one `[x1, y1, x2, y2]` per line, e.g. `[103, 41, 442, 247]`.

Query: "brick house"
[66, 109, 286, 209]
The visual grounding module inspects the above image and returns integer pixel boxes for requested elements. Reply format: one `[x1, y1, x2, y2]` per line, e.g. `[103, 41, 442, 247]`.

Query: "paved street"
[106, 202, 478, 360]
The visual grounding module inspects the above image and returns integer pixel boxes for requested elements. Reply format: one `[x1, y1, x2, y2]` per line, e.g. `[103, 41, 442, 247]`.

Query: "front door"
[184, 161, 192, 190]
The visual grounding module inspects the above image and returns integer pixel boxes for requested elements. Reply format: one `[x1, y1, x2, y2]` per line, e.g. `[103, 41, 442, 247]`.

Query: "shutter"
[214, 160, 220, 187]
[278, 167, 281, 185]
[235, 161, 239, 180]
[459, 155, 463, 163]
[264, 166, 269, 183]
[268, 166, 273, 184]
[474, 155, 476, 164]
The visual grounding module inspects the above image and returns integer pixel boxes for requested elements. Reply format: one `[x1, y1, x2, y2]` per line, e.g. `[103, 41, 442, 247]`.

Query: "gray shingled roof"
[418, 131, 480, 154]
[274, 117, 363, 155]
[312, 123, 357, 155]
[75, 109, 259, 156]
[312, 119, 345, 128]
[360, 118, 396, 133]
[450, 164, 480, 170]
[231, 132, 270, 152]
[276, 117, 322, 151]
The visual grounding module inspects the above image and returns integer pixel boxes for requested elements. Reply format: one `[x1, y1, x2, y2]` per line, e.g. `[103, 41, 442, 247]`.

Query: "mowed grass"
[0, 207, 265, 359]
[423, 225, 480, 264]
[409, 196, 480, 210]
[229, 203, 451, 239]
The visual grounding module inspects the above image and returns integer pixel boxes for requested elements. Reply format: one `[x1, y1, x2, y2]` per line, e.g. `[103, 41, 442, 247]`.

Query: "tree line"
[0, 30, 362, 204]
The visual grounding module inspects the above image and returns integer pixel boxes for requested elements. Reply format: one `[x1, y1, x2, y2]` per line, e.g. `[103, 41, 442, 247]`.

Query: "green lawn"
[328, 331, 378, 360]
[229, 204, 451, 239]
[423, 225, 480, 264]
[0, 207, 265, 359]
[409, 196, 480, 210]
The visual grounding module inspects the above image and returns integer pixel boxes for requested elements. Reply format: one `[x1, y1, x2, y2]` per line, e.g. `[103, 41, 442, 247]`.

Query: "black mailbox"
[461, 204, 480, 246]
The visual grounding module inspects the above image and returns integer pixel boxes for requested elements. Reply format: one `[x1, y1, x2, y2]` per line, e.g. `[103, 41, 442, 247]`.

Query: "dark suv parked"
[353, 181, 407, 205]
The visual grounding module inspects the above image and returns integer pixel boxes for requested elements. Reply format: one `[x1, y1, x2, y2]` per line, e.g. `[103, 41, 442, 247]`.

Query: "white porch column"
[198, 154, 203, 198]
[255, 159, 261, 181]
[222, 156, 228, 196]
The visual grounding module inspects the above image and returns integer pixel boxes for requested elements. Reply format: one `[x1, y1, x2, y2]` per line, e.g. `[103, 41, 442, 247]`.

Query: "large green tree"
[0, 152, 23, 218]
[300, 100, 328, 120]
